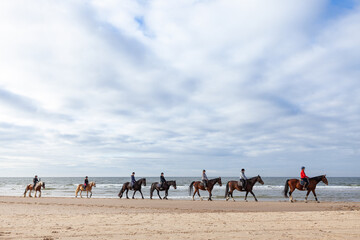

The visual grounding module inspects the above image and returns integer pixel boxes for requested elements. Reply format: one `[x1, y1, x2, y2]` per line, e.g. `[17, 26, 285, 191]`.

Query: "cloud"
[0, 0, 359, 177]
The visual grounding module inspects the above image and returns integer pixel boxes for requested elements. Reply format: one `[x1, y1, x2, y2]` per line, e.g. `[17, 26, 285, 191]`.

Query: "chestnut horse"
[284, 175, 328, 203]
[150, 180, 177, 200]
[75, 181, 96, 198]
[225, 175, 264, 202]
[118, 178, 146, 199]
[189, 177, 222, 201]
[24, 181, 45, 197]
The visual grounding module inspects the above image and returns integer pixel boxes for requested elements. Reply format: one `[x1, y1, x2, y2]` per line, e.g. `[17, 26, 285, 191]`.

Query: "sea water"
[0, 177, 359, 202]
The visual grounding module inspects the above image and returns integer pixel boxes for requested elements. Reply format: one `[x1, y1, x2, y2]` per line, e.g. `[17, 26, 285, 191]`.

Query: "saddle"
[299, 179, 305, 186]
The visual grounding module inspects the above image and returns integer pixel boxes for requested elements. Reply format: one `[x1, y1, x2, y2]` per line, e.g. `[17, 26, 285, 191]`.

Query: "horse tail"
[24, 185, 28, 197]
[75, 185, 80, 196]
[283, 179, 290, 198]
[225, 181, 230, 198]
[189, 181, 195, 196]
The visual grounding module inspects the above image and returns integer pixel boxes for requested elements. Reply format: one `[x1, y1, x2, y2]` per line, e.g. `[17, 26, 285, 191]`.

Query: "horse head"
[322, 175, 328, 185]
[141, 178, 146, 186]
[257, 175, 264, 185]
[217, 177, 222, 186]
[169, 180, 177, 189]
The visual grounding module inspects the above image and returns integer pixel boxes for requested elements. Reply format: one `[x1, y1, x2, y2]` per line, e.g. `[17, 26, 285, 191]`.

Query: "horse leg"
[289, 190, 294, 202]
[230, 191, 235, 202]
[250, 190, 258, 202]
[305, 190, 311, 203]
[198, 190, 203, 201]
[244, 191, 249, 202]
[312, 190, 319, 203]
[157, 189, 162, 200]
[192, 189, 197, 201]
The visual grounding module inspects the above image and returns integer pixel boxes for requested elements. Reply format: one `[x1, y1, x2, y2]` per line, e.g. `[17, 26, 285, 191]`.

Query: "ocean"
[0, 177, 359, 202]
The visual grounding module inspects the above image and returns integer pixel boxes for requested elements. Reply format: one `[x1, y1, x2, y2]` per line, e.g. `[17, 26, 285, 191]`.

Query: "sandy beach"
[0, 196, 359, 239]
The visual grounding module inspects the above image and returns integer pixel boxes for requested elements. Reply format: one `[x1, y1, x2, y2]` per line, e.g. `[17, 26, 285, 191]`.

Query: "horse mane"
[310, 175, 324, 182]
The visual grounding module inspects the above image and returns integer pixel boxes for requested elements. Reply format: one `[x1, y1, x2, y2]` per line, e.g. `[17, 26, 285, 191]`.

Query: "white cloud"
[0, 0, 359, 177]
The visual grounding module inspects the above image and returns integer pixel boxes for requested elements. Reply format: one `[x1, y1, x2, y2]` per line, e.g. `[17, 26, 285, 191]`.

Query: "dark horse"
[118, 178, 146, 199]
[150, 180, 177, 200]
[189, 177, 222, 201]
[225, 175, 264, 202]
[284, 175, 328, 203]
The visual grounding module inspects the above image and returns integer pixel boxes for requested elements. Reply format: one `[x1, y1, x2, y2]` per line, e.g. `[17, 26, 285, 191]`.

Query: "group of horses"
[23, 175, 328, 203]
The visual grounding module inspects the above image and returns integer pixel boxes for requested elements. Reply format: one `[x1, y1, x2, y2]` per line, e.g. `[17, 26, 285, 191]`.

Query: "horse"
[189, 177, 222, 201]
[24, 181, 45, 197]
[225, 175, 264, 202]
[75, 181, 96, 198]
[283, 175, 328, 203]
[150, 180, 177, 200]
[118, 178, 146, 199]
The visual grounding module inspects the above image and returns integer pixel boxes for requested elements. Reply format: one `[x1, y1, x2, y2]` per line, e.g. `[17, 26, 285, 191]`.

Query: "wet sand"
[0, 196, 359, 239]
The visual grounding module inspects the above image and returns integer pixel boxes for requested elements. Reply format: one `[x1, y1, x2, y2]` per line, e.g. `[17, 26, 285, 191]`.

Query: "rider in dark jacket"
[33, 175, 39, 189]
[131, 172, 136, 188]
[160, 172, 166, 188]
[202, 170, 208, 189]
[84, 176, 89, 189]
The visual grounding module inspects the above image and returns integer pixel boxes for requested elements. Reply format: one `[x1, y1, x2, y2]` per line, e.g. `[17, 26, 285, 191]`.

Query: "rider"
[240, 169, 247, 190]
[33, 175, 39, 190]
[131, 172, 136, 189]
[160, 172, 167, 188]
[202, 169, 208, 190]
[301, 166, 309, 190]
[84, 176, 89, 189]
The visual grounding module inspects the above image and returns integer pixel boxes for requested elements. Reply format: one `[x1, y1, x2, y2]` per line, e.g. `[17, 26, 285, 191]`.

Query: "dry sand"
[0, 196, 359, 239]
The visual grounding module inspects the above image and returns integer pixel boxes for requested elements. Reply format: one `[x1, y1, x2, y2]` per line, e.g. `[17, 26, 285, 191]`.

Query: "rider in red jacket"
[301, 166, 309, 190]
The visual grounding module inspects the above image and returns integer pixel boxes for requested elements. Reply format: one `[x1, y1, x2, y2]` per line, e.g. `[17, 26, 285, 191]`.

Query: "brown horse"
[189, 177, 222, 201]
[225, 175, 264, 202]
[75, 181, 96, 198]
[284, 175, 328, 203]
[24, 181, 45, 198]
[118, 178, 146, 199]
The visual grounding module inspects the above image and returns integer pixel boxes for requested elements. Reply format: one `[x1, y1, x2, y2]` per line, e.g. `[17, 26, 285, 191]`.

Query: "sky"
[0, 0, 359, 177]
